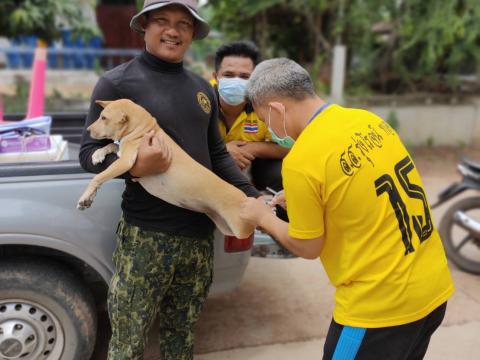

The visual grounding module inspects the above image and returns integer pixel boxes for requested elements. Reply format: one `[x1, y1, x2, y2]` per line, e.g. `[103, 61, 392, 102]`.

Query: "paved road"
[92, 147, 480, 360]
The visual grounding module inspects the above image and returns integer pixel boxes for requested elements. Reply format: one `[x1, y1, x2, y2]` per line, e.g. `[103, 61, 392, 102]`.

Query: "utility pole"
[330, 0, 347, 104]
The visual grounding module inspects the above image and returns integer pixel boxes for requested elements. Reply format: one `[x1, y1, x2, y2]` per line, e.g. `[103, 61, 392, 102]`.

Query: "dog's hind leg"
[204, 211, 235, 237]
[205, 209, 254, 239]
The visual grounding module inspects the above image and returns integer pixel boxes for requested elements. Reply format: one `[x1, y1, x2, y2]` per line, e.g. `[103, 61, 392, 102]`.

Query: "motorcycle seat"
[462, 158, 480, 172]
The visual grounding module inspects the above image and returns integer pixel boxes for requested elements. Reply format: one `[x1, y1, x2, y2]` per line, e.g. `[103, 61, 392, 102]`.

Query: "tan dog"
[77, 99, 254, 239]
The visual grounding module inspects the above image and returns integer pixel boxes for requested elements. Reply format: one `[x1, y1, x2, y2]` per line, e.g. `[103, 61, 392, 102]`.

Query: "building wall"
[1, 66, 478, 148]
[369, 103, 480, 147]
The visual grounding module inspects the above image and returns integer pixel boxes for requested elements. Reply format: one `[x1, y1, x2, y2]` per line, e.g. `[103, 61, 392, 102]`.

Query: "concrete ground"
[193, 265, 480, 360]
[92, 146, 480, 360]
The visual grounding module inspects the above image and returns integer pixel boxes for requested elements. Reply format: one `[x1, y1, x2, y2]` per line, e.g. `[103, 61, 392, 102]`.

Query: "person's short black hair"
[214, 41, 260, 72]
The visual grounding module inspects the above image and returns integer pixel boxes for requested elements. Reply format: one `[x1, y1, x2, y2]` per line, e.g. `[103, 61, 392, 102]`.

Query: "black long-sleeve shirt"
[79, 50, 260, 237]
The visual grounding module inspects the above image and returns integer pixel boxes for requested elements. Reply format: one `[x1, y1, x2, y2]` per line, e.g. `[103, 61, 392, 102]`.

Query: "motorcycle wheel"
[439, 196, 480, 274]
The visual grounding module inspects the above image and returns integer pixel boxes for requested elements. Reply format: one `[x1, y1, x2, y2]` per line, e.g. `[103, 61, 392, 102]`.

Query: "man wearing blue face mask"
[211, 41, 289, 192]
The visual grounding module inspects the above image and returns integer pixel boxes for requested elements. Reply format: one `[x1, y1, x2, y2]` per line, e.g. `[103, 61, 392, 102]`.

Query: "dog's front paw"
[92, 149, 107, 165]
[77, 199, 92, 210]
[77, 187, 97, 210]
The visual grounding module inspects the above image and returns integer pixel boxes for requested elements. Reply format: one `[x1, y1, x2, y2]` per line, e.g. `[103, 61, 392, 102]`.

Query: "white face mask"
[218, 77, 248, 106]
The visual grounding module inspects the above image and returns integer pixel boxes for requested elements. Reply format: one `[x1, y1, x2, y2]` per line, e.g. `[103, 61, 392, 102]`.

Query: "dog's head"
[88, 100, 131, 141]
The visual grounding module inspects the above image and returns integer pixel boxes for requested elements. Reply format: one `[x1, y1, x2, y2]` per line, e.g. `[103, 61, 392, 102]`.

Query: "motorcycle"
[433, 158, 480, 274]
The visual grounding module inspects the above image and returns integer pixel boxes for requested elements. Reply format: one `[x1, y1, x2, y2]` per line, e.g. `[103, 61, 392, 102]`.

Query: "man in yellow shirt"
[241, 58, 454, 360]
[211, 41, 288, 191]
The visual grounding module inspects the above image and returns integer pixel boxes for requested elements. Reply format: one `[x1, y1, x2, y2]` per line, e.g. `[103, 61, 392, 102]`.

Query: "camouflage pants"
[107, 217, 214, 360]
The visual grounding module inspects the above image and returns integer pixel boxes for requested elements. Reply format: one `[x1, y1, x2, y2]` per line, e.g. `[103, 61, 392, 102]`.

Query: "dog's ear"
[120, 112, 128, 124]
[96, 100, 112, 108]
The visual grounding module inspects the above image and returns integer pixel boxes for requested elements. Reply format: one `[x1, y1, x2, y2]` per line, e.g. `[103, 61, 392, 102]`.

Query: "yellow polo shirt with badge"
[210, 79, 272, 143]
[283, 104, 454, 328]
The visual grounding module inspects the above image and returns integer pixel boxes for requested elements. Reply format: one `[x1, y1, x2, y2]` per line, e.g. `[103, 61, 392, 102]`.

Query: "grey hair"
[246, 58, 316, 105]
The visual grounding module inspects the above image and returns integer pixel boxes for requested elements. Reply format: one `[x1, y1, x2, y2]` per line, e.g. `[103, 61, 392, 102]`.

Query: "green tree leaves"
[0, 0, 100, 42]
[206, 0, 480, 93]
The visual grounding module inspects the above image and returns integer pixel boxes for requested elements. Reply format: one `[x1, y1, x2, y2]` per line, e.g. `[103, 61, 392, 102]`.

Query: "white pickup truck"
[0, 113, 291, 360]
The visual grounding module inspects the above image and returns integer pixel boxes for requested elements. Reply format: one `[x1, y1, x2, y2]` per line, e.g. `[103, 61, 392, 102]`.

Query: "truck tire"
[0, 258, 97, 360]
[439, 197, 480, 274]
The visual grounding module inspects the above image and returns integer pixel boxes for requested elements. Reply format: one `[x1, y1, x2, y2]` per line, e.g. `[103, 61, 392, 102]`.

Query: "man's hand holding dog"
[130, 130, 172, 177]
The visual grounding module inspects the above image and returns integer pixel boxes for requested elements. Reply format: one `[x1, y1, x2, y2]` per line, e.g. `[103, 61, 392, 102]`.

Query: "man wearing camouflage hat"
[79, 1, 260, 359]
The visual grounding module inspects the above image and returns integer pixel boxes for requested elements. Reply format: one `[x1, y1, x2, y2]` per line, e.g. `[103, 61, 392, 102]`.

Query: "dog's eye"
[101, 116, 106, 120]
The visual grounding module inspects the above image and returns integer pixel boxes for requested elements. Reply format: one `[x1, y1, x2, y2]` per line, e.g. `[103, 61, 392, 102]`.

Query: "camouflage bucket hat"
[130, 0, 210, 40]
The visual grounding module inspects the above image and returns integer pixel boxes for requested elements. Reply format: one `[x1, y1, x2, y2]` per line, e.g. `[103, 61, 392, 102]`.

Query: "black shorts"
[323, 302, 447, 360]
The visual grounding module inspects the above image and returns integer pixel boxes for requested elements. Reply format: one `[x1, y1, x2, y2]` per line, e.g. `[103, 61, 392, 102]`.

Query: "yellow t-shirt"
[283, 104, 454, 328]
[210, 78, 272, 143]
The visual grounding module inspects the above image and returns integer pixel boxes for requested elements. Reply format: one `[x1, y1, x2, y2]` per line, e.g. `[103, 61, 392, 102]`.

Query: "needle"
[266, 187, 279, 196]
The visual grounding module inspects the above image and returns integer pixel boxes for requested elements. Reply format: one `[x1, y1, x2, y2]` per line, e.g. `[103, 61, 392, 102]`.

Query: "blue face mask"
[218, 77, 248, 106]
[268, 105, 295, 149]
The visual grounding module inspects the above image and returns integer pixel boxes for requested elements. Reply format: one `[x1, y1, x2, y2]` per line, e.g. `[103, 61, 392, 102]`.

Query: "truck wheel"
[439, 197, 480, 274]
[0, 258, 97, 360]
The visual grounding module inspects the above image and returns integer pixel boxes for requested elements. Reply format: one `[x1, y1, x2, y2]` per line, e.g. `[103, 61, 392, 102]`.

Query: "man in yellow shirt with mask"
[241, 58, 454, 360]
[211, 41, 288, 192]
